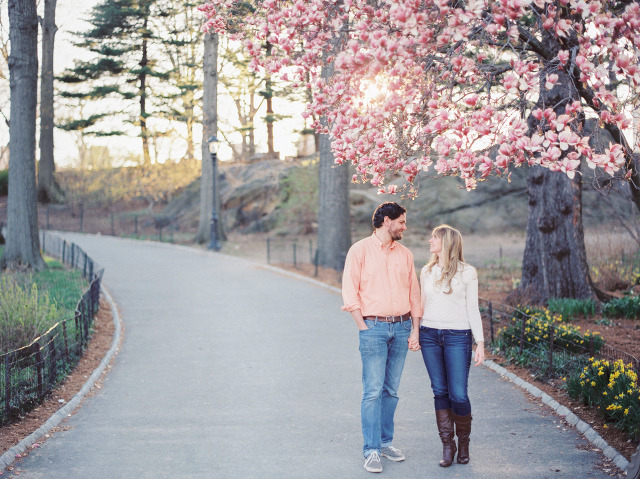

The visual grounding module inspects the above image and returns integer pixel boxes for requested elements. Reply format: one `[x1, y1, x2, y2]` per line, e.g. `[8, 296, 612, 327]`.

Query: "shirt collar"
[372, 231, 397, 250]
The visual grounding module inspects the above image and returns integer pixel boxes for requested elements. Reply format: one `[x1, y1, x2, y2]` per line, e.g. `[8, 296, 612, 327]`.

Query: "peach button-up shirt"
[342, 233, 422, 318]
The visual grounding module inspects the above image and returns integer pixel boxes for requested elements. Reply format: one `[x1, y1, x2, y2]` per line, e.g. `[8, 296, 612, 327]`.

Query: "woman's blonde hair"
[426, 224, 465, 294]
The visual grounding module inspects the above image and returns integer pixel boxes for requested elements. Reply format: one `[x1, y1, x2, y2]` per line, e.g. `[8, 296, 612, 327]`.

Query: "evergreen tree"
[57, 0, 161, 165]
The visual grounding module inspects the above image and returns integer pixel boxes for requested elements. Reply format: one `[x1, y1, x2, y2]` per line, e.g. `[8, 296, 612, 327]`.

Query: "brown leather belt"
[363, 313, 411, 323]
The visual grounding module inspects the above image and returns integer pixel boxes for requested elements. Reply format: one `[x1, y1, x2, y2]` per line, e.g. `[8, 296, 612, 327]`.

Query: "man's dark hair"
[372, 202, 406, 229]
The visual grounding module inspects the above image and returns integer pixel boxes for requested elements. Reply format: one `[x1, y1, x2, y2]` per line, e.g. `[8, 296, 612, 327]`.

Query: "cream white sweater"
[420, 263, 484, 343]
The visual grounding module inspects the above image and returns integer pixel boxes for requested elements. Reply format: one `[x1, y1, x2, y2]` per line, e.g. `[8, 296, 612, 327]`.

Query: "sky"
[1, 0, 305, 168]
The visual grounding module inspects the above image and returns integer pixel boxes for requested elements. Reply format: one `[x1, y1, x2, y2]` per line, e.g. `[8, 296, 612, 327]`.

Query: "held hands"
[408, 330, 420, 351]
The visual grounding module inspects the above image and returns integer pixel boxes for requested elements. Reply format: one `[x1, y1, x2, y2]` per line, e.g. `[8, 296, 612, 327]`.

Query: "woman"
[409, 224, 484, 467]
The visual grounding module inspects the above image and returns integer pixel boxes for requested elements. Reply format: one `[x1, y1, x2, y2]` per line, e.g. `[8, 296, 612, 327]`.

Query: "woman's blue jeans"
[359, 319, 411, 457]
[419, 326, 472, 416]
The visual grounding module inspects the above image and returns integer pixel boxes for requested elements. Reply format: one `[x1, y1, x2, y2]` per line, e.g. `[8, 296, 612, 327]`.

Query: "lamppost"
[207, 134, 221, 251]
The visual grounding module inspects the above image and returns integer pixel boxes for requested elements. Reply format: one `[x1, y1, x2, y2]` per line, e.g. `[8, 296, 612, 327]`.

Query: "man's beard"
[390, 229, 403, 241]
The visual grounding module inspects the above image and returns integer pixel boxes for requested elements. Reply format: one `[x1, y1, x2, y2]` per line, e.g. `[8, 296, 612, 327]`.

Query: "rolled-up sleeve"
[341, 245, 361, 312]
[408, 255, 423, 319]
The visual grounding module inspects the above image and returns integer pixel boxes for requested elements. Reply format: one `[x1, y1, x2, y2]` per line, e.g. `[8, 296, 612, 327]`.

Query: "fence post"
[62, 321, 69, 358]
[547, 325, 555, 379]
[42, 231, 46, 254]
[62, 240, 67, 265]
[293, 242, 297, 268]
[4, 353, 11, 417]
[75, 311, 82, 354]
[488, 301, 494, 345]
[266, 238, 271, 264]
[35, 342, 43, 399]
[519, 316, 526, 354]
[48, 334, 57, 390]
[314, 249, 319, 277]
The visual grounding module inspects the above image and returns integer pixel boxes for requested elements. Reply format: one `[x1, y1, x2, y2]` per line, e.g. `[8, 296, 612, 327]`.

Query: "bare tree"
[196, 31, 223, 244]
[1, 0, 45, 271]
[37, 0, 58, 203]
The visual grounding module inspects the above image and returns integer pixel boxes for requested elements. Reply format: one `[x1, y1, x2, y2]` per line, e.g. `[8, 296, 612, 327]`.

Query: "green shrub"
[602, 295, 640, 319]
[497, 306, 604, 355]
[547, 297, 597, 320]
[0, 274, 61, 354]
[567, 358, 640, 439]
[0, 169, 7, 196]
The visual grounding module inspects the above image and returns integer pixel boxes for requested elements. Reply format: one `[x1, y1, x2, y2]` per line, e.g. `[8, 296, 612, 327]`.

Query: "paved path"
[6, 234, 620, 478]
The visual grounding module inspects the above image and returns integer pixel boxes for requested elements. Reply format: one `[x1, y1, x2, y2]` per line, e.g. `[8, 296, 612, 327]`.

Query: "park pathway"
[7, 234, 617, 478]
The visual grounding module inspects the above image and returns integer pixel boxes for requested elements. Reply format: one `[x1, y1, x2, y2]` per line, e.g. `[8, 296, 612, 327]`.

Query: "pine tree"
[57, 0, 161, 165]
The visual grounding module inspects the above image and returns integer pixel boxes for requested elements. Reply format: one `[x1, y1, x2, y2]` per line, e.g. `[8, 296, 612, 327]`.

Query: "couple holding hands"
[342, 202, 485, 473]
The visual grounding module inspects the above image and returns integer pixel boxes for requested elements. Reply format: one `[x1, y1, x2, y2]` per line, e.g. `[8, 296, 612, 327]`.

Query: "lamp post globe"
[207, 134, 221, 251]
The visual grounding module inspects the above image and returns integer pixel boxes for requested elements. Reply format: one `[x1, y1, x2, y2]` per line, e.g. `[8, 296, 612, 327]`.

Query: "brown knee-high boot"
[435, 409, 456, 467]
[453, 413, 472, 464]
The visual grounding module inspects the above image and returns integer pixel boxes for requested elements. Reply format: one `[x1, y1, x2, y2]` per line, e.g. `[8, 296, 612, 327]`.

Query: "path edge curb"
[258, 264, 342, 294]
[0, 285, 122, 472]
[484, 358, 630, 472]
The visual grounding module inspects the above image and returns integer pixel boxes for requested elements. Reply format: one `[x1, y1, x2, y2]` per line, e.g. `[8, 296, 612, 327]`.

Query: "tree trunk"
[184, 91, 195, 161]
[2, 0, 45, 271]
[140, 17, 151, 166]
[196, 31, 224, 243]
[37, 0, 57, 203]
[517, 38, 597, 303]
[265, 40, 274, 157]
[519, 165, 595, 302]
[316, 45, 351, 270]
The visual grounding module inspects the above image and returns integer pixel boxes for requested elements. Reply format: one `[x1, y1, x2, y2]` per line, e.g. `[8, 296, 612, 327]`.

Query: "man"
[342, 202, 422, 473]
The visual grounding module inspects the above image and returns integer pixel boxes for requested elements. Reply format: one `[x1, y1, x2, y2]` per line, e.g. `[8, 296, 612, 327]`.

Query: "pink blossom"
[557, 50, 570, 65]
[545, 73, 559, 90]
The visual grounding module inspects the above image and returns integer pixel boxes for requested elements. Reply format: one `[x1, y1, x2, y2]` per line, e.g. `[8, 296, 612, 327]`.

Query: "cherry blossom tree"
[200, 0, 640, 301]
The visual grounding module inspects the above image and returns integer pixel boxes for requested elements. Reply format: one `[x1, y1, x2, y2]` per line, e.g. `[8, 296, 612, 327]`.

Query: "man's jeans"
[359, 319, 411, 457]
[419, 326, 473, 416]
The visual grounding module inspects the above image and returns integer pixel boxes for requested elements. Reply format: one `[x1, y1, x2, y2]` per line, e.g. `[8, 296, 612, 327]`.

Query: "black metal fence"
[0, 232, 103, 425]
[266, 237, 316, 268]
[482, 299, 640, 381]
[37, 204, 180, 243]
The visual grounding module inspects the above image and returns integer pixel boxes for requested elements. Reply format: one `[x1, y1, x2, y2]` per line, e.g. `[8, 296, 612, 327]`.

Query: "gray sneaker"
[380, 446, 405, 462]
[364, 451, 383, 473]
